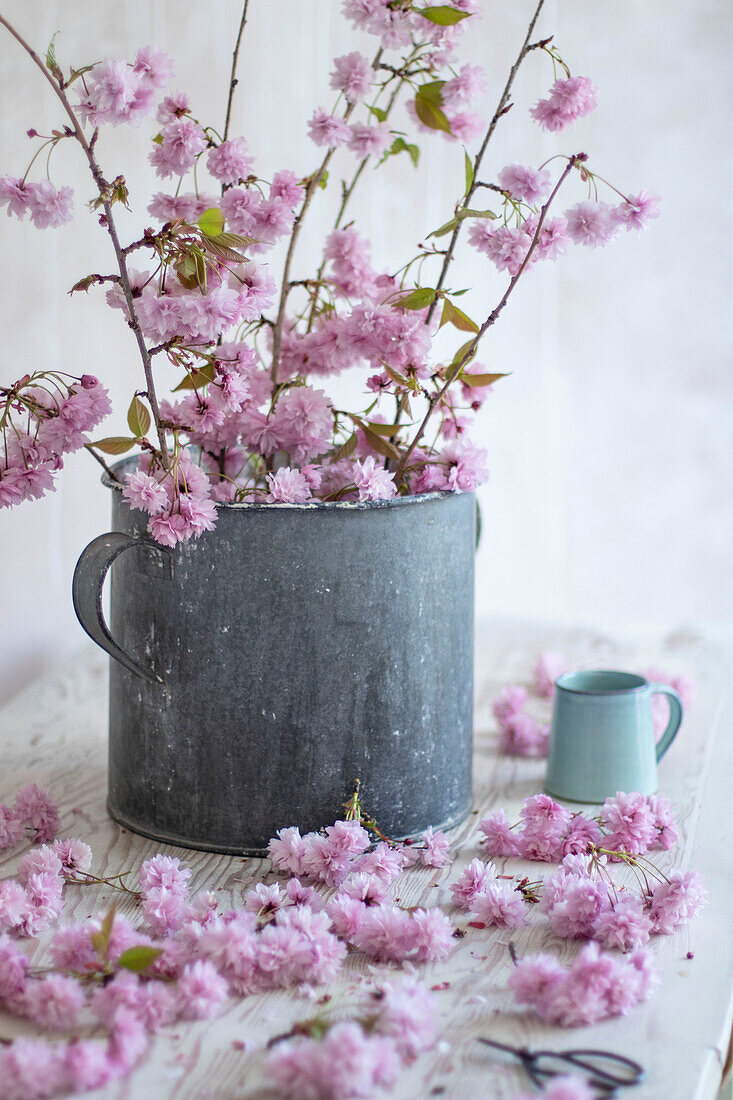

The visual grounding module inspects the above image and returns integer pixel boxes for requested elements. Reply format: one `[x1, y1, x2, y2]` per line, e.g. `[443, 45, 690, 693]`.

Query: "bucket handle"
[72, 531, 169, 685]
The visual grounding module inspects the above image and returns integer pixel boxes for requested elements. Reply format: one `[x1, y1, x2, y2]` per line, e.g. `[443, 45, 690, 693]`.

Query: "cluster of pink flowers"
[469, 171, 660, 277]
[508, 941, 657, 1026]
[0, 783, 59, 847]
[267, 819, 455, 965]
[474, 792, 706, 953]
[77, 47, 172, 128]
[530, 75, 598, 132]
[491, 650, 566, 756]
[516, 1077, 595, 1100]
[0, 772, 710, 1097]
[267, 979, 437, 1100]
[0, 5, 660, 546]
[0, 373, 111, 510]
[492, 655, 695, 758]
[480, 791, 679, 863]
[0, 178, 73, 228]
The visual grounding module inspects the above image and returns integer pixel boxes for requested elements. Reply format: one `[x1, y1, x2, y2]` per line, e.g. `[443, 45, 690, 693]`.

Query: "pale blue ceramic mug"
[544, 670, 683, 803]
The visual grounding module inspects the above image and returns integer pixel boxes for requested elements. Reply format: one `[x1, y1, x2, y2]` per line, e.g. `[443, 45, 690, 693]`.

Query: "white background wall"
[0, 0, 731, 701]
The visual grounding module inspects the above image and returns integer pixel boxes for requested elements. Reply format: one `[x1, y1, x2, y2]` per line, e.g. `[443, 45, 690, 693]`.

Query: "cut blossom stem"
[270, 47, 383, 381]
[223, 0, 251, 142]
[396, 154, 582, 482]
[0, 12, 171, 464]
[84, 443, 121, 483]
[425, 0, 547, 326]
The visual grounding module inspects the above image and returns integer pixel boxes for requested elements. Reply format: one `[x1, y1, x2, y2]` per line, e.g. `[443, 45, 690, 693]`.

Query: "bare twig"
[269, 47, 385, 381]
[425, 0, 547, 325]
[223, 0, 251, 142]
[0, 13, 171, 463]
[84, 443, 121, 482]
[396, 154, 583, 482]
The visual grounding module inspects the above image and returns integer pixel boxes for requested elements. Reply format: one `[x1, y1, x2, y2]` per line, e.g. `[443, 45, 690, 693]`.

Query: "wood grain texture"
[0, 619, 730, 1099]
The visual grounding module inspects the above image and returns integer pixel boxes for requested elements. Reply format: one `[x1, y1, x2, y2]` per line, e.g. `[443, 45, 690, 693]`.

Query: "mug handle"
[648, 682, 683, 761]
[72, 531, 169, 685]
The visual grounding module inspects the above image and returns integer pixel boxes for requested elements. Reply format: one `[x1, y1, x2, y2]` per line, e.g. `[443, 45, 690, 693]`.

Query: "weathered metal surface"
[73, 466, 475, 854]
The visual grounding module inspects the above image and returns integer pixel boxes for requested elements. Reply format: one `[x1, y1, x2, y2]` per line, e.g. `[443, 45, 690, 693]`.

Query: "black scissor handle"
[548, 1048, 644, 1088]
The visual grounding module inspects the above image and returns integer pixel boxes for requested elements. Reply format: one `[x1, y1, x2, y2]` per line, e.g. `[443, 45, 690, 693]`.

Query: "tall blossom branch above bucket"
[0, 1, 659, 544]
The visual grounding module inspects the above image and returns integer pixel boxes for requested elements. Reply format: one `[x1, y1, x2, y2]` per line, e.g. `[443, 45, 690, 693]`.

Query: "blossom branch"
[84, 443, 121, 483]
[223, 0, 251, 142]
[0, 13, 171, 464]
[270, 48, 384, 381]
[396, 154, 582, 483]
[425, 0, 547, 325]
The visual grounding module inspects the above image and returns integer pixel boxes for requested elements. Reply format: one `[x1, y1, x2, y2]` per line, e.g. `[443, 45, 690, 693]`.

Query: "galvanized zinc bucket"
[72, 462, 475, 854]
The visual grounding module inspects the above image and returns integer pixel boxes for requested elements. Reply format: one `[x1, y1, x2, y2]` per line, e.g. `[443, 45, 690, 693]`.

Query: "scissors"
[478, 1037, 644, 1096]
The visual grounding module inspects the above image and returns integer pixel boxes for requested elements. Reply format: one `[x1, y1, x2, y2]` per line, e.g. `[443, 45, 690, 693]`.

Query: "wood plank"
[0, 620, 730, 1099]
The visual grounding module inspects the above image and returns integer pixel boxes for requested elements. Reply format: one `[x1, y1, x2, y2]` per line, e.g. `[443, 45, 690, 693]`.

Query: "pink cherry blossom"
[565, 201, 618, 248]
[479, 808, 520, 857]
[14, 783, 60, 842]
[532, 651, 567, 697]
[268, 1021, 400, 1100]
[530, 76, 598, 131]
[307, 109, 352, 149]
[207, 137, 253, 184]
[0, 176, 32, 219]
[352, 456, 397, 502]
[615, 189, 661, 231]
[498, 164, 551, 204]
[266, 467, 313, 504]
[150, 118, 207, 177]
[330, 52, 373, 102]
[470, 880, 528, 929]
[592, 896, 652, 951]
[347, 121, 392, 158]
[27, 181, 74, 229]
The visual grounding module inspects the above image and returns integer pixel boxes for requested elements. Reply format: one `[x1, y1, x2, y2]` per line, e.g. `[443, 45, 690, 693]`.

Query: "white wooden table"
[1, 620, 731, 1099]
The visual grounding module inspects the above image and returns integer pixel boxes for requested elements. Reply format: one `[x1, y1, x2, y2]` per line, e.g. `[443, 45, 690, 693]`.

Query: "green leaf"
[450, 339, 478, 371]
[91, 904, 116, 959]
[152, 132, 164, 145]
[366, 421, 403, 437]
[427, 217, 459, 240]
[90, 437, 137, 455]
[45, 33, 59, 73]
[334, 433, 358, 460]
[383, 364, 409, 387]
[66, 64, 95, 87]
[416, 80, 446, 105]
[369, 106, 388, 123]
[349, 417, 401, 462]
[440, 299, 479, 334]
[69, 274, 103, 295]
[460, 370, 509, 388]
[394, 287, 436, 311]
[416, 6, 472, 25]
[414, 92, 451, 134]
[198, 207, 225, 238]
[464, 150, 474, 194]
[127, 395, 151, 438]
[318, 169, 329, 191]
[117, 946, 163, 973]
[172, 362, 216, 391]
[387, 137, 420, 168]
[458, 208, 498, 221]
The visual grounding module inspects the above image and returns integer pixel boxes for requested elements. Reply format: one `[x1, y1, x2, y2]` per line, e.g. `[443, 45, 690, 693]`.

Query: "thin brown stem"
[84, 444, 121, 482]
[270, 46, 385, 381]
[425, 0, 547, 325]
[223, 0, 251, 142]
[396, 154, 582, 482]
[0, 13, 170, 463]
